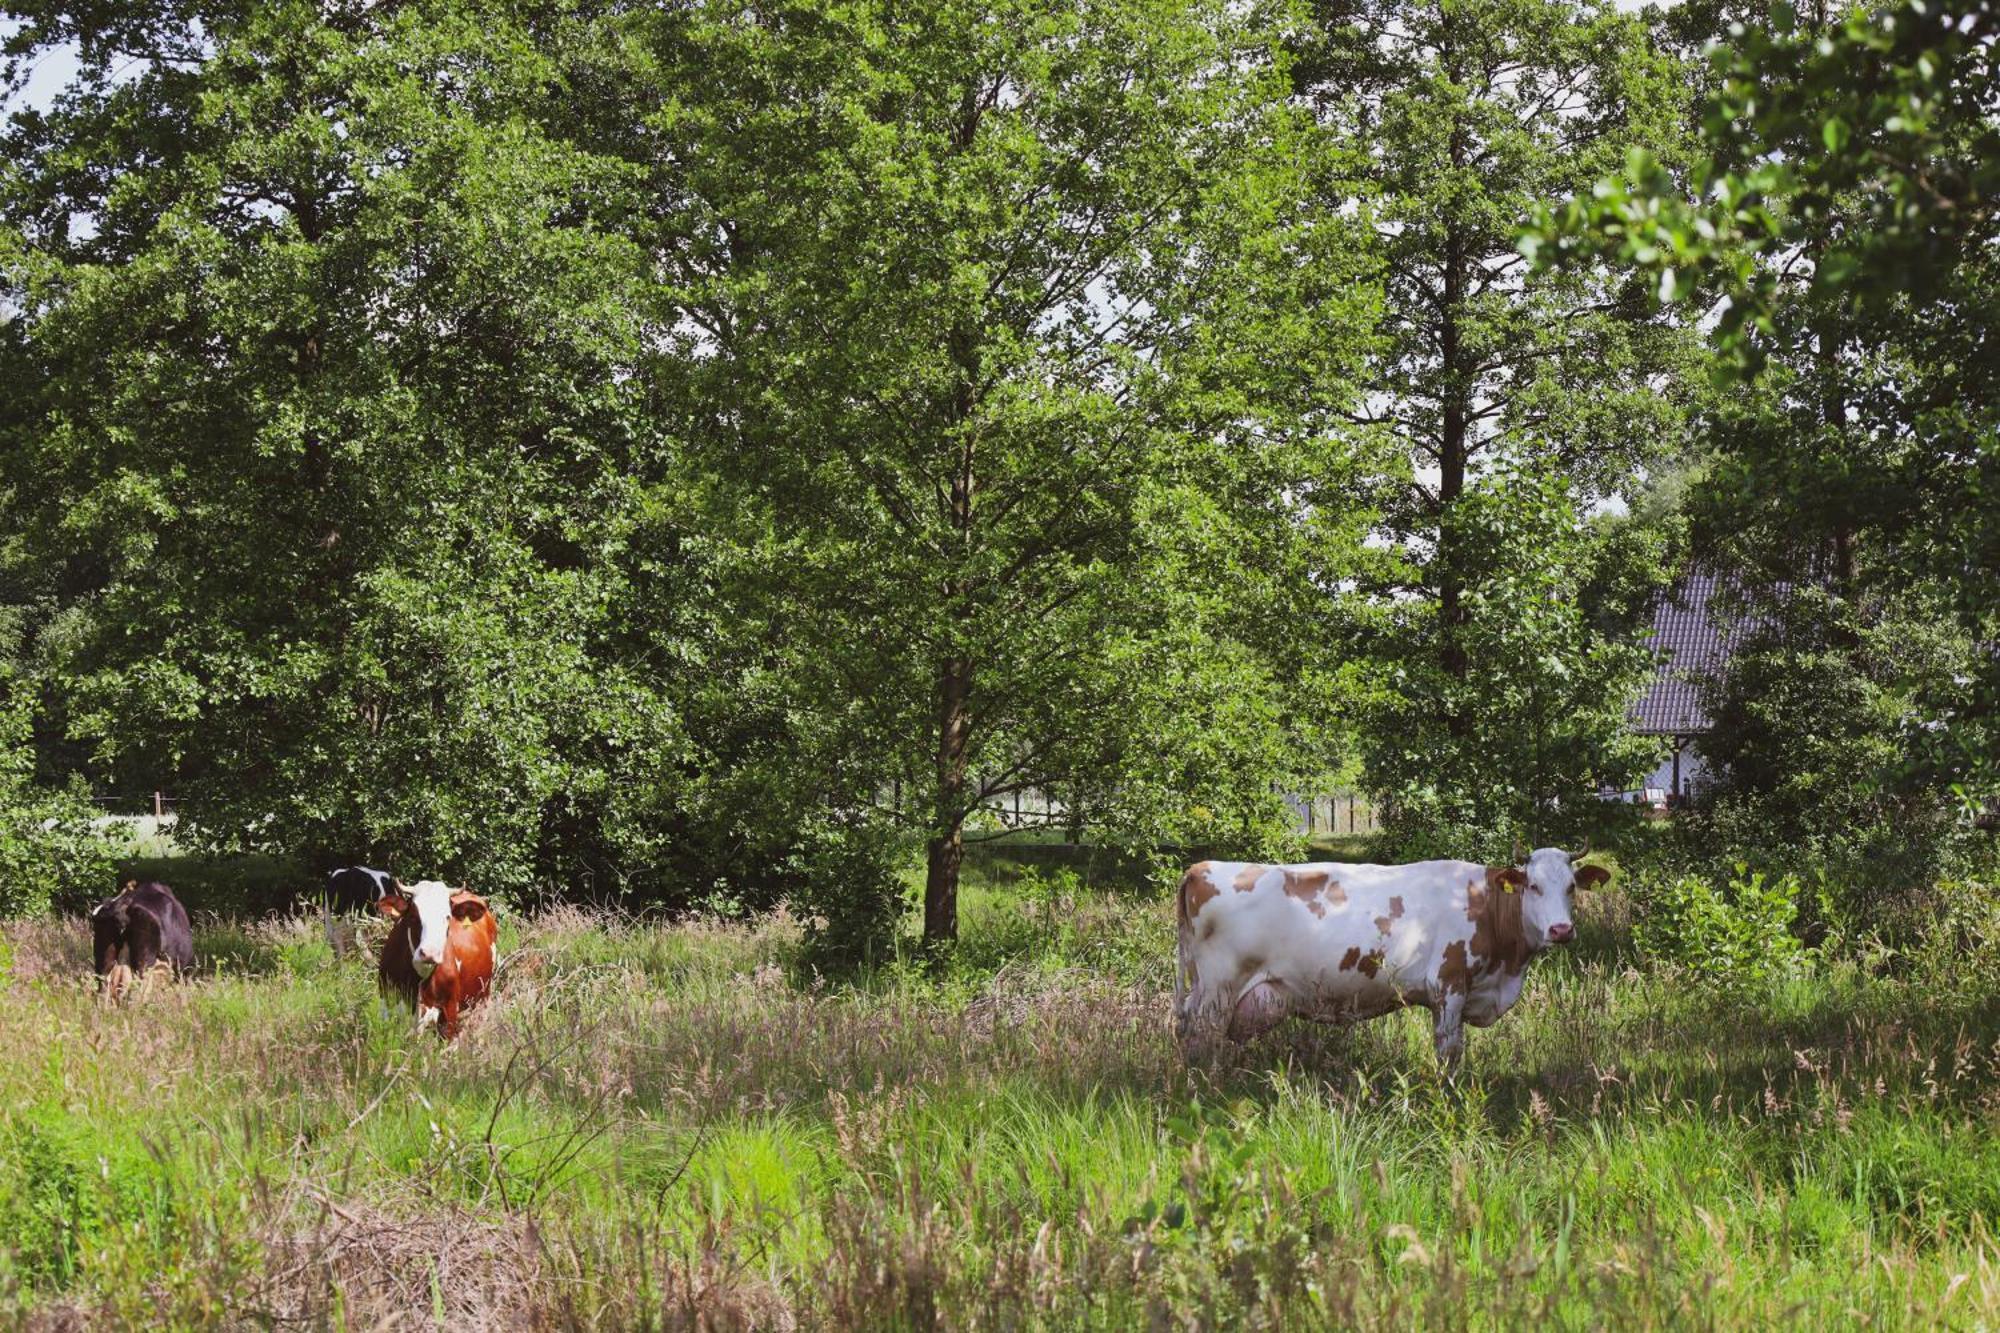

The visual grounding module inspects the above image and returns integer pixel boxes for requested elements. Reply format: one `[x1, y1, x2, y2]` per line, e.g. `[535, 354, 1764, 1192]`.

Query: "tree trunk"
[1436, 207, 1471, 721]
[925, 318, 981, 957]
[924, 653, 972, 955]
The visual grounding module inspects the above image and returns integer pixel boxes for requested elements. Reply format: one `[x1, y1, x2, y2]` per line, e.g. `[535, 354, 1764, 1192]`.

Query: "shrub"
[1632, 863, 1812, 985]
[1892, 877, 2000, 984]
[787, 823, 908, 971]
[0, 672, 112, 917]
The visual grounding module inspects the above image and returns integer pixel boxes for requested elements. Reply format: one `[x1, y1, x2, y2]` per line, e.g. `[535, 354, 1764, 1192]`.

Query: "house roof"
[1632, 573, 1767, 737]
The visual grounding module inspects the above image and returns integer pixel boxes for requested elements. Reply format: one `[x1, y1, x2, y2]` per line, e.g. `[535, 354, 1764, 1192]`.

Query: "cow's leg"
[416, 1004, 442, 1035]
[1432, 994, 1467, 1074]
[438, 1001, 461, 1041]
[1178, 980, 1232, 1067]
[1226, 976, 1289, 1043]
[126, 931, 160, 1000]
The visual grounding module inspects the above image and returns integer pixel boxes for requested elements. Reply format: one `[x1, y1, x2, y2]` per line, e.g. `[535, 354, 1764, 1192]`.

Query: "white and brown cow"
[1174, 846, 1609, 1070]
[376, 880, 497, 1041]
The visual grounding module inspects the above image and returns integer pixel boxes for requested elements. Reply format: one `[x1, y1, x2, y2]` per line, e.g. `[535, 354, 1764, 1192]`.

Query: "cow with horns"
[1174, 839, 1609, 1070]
[375, 880, 497, 1040]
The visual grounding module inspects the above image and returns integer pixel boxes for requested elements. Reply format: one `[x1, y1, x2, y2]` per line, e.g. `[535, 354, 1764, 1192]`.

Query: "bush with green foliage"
[0, 675, 110, 917]
[1632, 863, 1813, 986]
[1690, 588, 1984, 915]
[785, 824, 910, 972]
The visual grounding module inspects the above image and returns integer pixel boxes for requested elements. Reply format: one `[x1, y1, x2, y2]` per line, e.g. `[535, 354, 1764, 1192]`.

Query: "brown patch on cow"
[1283, 868, 1332, 918]
[1486, 865, 1529, 894]
[1326, 879, 1347, 906]
[1180, 863, 1220, 923]
[1356, 949, 1383, 978]
[1233, 864, 1266, 894]
[1388, 895, 1404, 919]
[1374, 914, 1393, 935]
[1438, 939, 1472, 995]
[1576, 864, 1611, 890]
[1339, 946, 1363, 971]
[1465, 875, 1533, 979]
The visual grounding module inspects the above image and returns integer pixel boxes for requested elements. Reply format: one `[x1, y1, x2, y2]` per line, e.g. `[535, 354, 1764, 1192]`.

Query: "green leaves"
[1297, 0, 1696, 841]
[627, 0, 1365, 945]
[1534, 0, 2000, 372]
[0, 2, 700, 894]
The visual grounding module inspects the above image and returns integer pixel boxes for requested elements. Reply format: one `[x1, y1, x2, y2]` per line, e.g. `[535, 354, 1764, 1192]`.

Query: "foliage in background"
[1534, 0, 2000, 811]
[0, 669, 107, 917]
[0, 4, 682, 895]
[1359, 466, 1667, 860]
[1690, 586, 1983, 909]
[0, 2, 932, 920]
[1289, 0, 1700, 846]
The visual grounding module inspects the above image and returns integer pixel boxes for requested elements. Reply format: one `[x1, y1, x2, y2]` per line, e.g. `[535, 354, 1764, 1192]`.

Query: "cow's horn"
[1570, 835, 1591, 863]
[1512, 834, 1526, 864]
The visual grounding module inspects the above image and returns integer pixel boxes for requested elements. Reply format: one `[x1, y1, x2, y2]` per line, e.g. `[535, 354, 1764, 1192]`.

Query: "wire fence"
[91, 787, 1383, 847]
[88, 792, 180, 817]
[966, 787, 1379, 838]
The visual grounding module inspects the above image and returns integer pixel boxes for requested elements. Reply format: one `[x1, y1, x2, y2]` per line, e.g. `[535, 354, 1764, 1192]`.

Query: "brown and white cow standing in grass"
[376, 880, 497, 1040]
[1175, 846, 1609, 1070]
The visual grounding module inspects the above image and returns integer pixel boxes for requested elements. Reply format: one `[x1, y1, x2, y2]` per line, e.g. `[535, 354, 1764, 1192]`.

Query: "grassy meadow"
[2, 850, 1999, 1329]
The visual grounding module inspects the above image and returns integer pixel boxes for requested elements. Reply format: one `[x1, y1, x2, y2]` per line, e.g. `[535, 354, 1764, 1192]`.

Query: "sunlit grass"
[1, 878, 1996, 1328]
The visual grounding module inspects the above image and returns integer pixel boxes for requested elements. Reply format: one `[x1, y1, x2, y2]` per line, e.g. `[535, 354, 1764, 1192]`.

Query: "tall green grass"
[1, 879, 1996, 1328]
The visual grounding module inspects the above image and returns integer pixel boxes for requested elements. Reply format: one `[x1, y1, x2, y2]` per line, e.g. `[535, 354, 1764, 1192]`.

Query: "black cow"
[91, 880, 194, 997]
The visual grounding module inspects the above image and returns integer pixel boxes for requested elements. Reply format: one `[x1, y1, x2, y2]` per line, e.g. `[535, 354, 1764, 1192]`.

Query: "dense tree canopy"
[0, 0, 1989, 944]
[1538, 0, 1999, 842]
[1289, 0, 1700, 847]
[0, 3, 692, 890]
[627, 0, 1383, 950]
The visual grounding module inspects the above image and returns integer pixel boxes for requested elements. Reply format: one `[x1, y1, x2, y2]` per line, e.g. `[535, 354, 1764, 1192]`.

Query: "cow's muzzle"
[1546, 923, 1575, 945]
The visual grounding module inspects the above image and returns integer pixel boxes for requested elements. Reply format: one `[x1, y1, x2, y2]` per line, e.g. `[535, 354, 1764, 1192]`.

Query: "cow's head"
[1507, 843, 1609, 948]
[376, 879, 458, 977]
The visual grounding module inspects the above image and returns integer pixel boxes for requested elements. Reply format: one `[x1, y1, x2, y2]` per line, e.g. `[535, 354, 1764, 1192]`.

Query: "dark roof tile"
[1632, 573, 1770, 736]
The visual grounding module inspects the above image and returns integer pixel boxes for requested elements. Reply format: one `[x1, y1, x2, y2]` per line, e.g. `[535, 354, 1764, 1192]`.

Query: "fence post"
[154, 790, 164, 819]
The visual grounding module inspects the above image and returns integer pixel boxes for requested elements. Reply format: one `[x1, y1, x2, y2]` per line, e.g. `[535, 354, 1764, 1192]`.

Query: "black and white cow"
[317, 866, 397, 954]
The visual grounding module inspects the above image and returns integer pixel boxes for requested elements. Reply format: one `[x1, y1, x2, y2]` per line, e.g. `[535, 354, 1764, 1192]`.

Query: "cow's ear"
[1575, 865, 1611, 890]
[376, 894, 409, 919]
[451, 896, 487, 923]
[1496, 867, 1529, 892]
